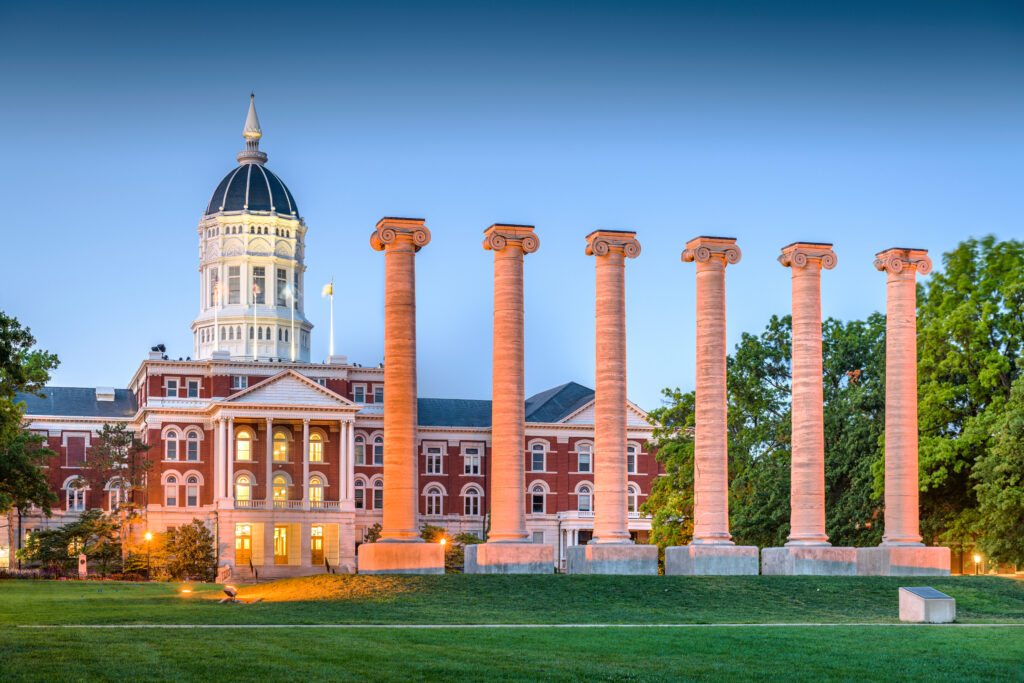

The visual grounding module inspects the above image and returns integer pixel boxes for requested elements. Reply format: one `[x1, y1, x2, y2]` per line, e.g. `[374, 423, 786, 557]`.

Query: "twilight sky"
[2, 0, 1023, 409]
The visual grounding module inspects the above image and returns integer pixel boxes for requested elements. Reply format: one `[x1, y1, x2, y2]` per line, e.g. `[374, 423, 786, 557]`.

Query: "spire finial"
[238, 94, 268, 165]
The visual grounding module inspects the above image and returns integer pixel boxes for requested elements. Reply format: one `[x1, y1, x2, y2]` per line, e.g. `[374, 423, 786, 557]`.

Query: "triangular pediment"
[225, 370, 356, 408]
[559, 399, 649, 426]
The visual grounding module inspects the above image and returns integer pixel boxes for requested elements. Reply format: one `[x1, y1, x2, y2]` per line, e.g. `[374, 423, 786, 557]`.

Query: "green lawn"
[1, 576, 1022, 681]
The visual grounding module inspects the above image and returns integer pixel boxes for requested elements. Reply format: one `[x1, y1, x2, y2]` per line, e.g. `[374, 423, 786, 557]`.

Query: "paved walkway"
[17, 622, 1024, 629]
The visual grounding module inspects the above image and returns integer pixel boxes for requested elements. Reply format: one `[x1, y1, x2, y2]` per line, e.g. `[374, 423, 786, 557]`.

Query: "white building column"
[215, 418, 226, 503]
[302, 418, 310, 509]
[226, 417, 235, 501]
[346, 420, 355, 501]
[338, 420, 348, 502]
[265, 417, 273, 503]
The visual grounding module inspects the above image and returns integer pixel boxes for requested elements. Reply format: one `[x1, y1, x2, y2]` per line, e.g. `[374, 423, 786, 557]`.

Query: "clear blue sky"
[2, 0, 1022, 409]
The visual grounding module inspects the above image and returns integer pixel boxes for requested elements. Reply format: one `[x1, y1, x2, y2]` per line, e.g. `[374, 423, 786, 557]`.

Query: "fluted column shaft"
[587, 230, 640, 544]
[780, 243, 837, 546]
[372, 218, 431, 542]
[484, 225, 539, 542]
[683, 237, 741, 545]
[875, 247, 930, 546]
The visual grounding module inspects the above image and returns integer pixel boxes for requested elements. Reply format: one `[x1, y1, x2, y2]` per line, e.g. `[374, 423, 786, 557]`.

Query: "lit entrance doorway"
[311, 525, 324, 566]
[274, 525, 288, 565]
[235, 524, 252, 565]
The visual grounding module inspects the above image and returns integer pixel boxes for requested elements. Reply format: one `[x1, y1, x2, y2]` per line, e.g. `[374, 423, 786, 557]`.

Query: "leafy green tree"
[915, 236, 1024, 548]
[362, 523, 382, 543]
[166, 519, 217, 581]
[16, 509, 121, 576]
[641, 388, 696, 550]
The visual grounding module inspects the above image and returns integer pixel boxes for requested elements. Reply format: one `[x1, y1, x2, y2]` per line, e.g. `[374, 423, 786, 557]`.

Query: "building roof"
[16, 388, 137, 419]
[417, 382, 597, 428]
[205, 163, 298, 217]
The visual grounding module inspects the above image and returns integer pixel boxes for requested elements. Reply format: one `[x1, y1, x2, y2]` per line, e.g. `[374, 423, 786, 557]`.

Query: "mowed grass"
[0, 575, 1022, 626]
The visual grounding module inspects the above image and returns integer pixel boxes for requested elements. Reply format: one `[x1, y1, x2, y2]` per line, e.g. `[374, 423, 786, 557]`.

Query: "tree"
[2, 428, 57, 566]
[641, 388, 696, 550]
[165, 519, 216, 581]
[363, 523, 382, 543]
[16, 509, 121, 576]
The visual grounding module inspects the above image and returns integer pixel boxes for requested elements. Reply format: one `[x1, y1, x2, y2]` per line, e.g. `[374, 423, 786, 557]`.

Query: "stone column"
[781, 243, 837, 545]
[346, 420, 356, 501]
[215, 418, 226, 503]
[227, 417, 235, 502]
[358, 217, 443, 574]
[265, 418, 273, 505]
[565, 230, 656, 575]
[466, 224, 552, 574]
[302, 419, 310, 509]
[666, 237, 757, 575]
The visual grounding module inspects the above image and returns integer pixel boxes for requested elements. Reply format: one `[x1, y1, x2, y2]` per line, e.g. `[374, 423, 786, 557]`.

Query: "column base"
[856, 546, 950, 576]
[665, 544, 759, 575]
[761, 546, 857, 575]
[464, 543, 554, 574]
[566, 544, 658, 575]
[357, 541, 444, 575]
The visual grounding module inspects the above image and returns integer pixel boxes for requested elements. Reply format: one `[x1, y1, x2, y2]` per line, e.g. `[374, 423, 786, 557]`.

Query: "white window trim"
[185, 377, 202, 398]
[573, 441, 594, 475]
[527, 439, 549, 473]
[352, 383, 367, 403]
[422, 441, 446, 475]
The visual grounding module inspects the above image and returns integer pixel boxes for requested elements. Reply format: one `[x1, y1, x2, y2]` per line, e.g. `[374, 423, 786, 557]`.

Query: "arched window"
[627, 485, 640, 514]
[165, 475, 178, 507]
[265, 326, 271, 340]
[577, 485, 592, 513]
[425, 486, 442, 516]
[273, 431, 289, 462]
[185, 431, 200, 461]
[530, 443, 545, 472]
[373, 480, 384, 510]
[235, 431, 251, 461]
[250, 326, 254, 340]
[235, 474, 251, 502]
[354, 478, 366, 509]
[309, 475, 324, 506]
[627, 444, 638, 474]
[464, 486, 482, 516]
[372, 436, 384, 465]
[576, 443, 592, 473]
[236, 326, 242, 340]
[65, 478, 87, 511]
[309, 432, 323, 462]
[354, 436, 365, 465]
[186, 475, 199, 507]
[228, 326, 234, 341]
[220, 327, 226, 341]
[273, 475, 288, 506]
[165, 431, 179, 461]
[107, 480, 124, 511]
[530, 484, 546, 514]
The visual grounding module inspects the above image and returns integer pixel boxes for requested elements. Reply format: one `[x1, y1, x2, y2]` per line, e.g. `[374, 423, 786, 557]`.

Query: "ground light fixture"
[974, 554, 982, 575]
[144, 532, 153, 579]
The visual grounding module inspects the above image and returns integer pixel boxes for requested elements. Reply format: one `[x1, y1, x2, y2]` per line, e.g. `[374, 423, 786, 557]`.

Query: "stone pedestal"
[465, 543, 553, 574]
[856, 546, 951, 576]
[761, 546, 857, 575]
[566, 544, 658, 575]
[358, 541, 444, 575]
[665, 545, 759, 575]
[899, 587, 955, 623]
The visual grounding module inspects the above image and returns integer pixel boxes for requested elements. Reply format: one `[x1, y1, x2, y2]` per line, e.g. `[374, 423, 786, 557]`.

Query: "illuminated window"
[354, 436, 365, 465]
[235, 524, 251, 565]
[425, 486, 442, 516]
[311, 525, 324, 565]
[309, 433, 323, 462]
[235, 474, 251, 501]
[273, 475, 288, 506]
[309, 476, 324, 505]
[235, 432, 251, 461]
[273, 525, 287, 564]
[273, 431, 288, 462]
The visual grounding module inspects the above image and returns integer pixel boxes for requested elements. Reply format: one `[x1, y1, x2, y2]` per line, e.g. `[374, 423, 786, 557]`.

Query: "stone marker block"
[761, 546, 857, 575]
[857, 546, 950, 576]
[465, 543, 554, 574]
[899, 586, 955, 623]
[358, 541, 444, 575]
[566, 544, 658, 575]
[665, 545, 759, 575]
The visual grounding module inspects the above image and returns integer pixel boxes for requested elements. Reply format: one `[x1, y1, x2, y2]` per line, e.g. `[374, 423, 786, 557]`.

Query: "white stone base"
[856, 546, 951, 576]
[761, 546, 857, 575]
[899, 587, 956, 623]
[464, 543, 554, 574]
[566, 544, 658, 575]
[357, 541, 445, 575]
[665, 544, 759, 575]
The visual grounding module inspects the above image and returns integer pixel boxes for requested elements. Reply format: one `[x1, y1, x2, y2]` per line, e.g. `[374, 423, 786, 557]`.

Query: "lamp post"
[145, 531, 153, 579]
[973, 553, 981, 576]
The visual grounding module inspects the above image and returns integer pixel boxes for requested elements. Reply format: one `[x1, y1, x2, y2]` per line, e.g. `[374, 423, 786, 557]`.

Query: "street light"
[145, 532, 153, 580]
[973, 554, 981, 576]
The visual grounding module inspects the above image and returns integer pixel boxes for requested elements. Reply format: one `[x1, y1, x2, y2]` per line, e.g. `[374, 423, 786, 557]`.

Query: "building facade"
[1, 98, 659, 576]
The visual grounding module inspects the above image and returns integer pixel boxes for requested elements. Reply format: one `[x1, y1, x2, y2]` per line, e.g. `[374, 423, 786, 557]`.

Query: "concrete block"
[857, 546, 950, 576]
[465, 543, 554, 574]
[665, 544, 760, 575]
[761, 546, 857, 575]
[566, 544, 658, 575]
[899, 587, 955, 623]
[357, 541, 444, 575]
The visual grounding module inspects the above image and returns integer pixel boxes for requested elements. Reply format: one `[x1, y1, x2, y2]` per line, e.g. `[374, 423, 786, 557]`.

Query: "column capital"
[681, 236, 741, 266]
[779, 242, 837, 270]
[483, 223, 539, 254]
[585, 230, 641, 258]
[302, 417, 311, 425]
[874, 247, 931, 275]
[371, 217, 431, 252]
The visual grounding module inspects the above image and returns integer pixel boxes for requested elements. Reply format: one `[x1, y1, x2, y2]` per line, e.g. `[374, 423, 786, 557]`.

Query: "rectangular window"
[273, 525, 288, 565]
[186, 485, 198, 507]
[532, 493, 544, 514]
[373, 441, 383, 466]
[353, 386, 365, 403]
[293, 270, 301, 310]
[373, 386, 384, 403]
[426, 447, 442, 474]
[354, 488, 364, 509]
[66, 437, 86, 467]
[252, 267, 266, 304]
[232, 376, 247, 390]
[578, 452, 591, 473]
[186, 440, 198, 461]
[354, 442, 365, 466]
[373, 486, 383, 510]
[276, 268, 287, 307]
[627, 448, 636, 474]
[235, 524, 252, 565]
[532, 531, 545, 544]
[464, 448, 480, 475]
[228, 266, 241, 304]
[309, 437, 323, 463]
[166, 440, 177, 461]
[208, 269, 219, 307]
[315, 378, 326, 387]
[165, 379, 178, 398]
[531, 450, 545, 472]
[187, 380, 199, 398]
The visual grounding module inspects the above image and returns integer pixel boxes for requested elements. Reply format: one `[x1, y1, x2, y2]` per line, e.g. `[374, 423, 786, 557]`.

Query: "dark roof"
[17, 388, 137, 418]
[205, 163, 298, 216]
[417, 382, 596, 428]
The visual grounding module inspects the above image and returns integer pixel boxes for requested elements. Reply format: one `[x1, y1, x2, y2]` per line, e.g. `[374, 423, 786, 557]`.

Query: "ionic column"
[338, 421, 348, 502]
[874, 247, 931, 546]
[227, 417, 235, 501]
[483, 224, 540, 542]
[265, 417, 273, 503]
[586, 230, 641, 544]
[215, 418, 226, 502]
[682, 236, 741, 545]
[371, 217, 431, 541]
[779, 243, 837, 546]
[302, 419, 310, 508]
[346, 420, 356, 501]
